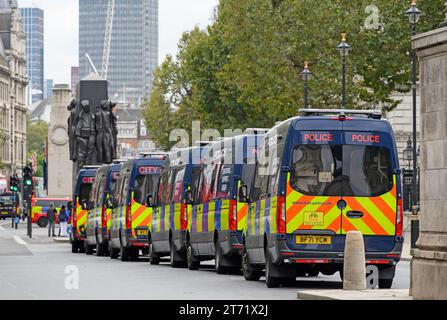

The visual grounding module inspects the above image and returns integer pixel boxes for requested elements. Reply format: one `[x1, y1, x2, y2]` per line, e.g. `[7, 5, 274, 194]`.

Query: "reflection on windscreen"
[291, 145, 393, 197]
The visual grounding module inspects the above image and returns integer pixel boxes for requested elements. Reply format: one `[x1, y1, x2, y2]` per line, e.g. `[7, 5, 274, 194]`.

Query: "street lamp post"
[406, 0, 421, 212]
[300, 61, 313, 110]
[337, 33, 351, 108]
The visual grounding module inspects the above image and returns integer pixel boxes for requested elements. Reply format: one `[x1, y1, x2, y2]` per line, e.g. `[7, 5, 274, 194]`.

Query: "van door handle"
[346, 211, 364, 219]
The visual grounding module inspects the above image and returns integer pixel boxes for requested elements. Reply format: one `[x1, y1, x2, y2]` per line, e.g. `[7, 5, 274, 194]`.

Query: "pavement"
[297, 289, 412, 300]
[0, 220, 411, 300]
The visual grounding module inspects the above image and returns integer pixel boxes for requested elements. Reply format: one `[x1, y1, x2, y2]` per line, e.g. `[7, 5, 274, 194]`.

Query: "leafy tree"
[143, 0, 445, 150]
[26, 118, 48, 177]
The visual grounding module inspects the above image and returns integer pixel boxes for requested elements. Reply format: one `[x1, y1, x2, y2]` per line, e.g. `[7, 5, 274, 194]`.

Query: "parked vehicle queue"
[70, 110, 403, 289]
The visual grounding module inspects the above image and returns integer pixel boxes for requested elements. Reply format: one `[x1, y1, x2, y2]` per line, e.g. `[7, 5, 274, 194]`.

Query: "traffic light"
[23, 165, 33, 187]
[9, 176, 19, 192]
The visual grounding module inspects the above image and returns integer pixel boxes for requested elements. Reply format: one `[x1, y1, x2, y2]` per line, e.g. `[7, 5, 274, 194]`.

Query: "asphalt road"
[0, 220, 410, 300]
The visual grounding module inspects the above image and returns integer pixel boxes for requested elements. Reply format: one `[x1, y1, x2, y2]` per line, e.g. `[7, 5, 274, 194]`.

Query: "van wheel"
[148, 243, 160, 265]
[120, 243, 130, 262]
[37, 217, 48, 228]
[130, 248, 139, 261]
[85, 242, 94, 255]
[242, 250, 262, 281]
[96, 242, 105, 257]
[71, 241, 79, 253]
[215, 242, 229, 275]
[265, 249, 280, 288]
[307, 267, 320, 277]
[170, 239, 183, 268]
[187, 243, 200, 270]
[109, 243, 119, 260]
[379, 278, 394, 289]
[79, 241, 86, 254]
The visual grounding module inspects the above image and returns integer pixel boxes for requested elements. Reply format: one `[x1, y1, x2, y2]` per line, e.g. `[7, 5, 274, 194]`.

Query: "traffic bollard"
[343, 231, 366, 290]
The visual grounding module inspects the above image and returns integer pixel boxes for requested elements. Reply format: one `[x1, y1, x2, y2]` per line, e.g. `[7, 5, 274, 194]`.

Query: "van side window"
[133, 175, 146, 204]
[121, 176, 130, 205]
[216, 164, 232, 199]
[97, 178, 106, 206]
[157, 171, 168, 205]
[201, 163, 216, 202]
[241, 161, 256, 198]
[172, 168, 186, 203]
[191, 166, 202, 202]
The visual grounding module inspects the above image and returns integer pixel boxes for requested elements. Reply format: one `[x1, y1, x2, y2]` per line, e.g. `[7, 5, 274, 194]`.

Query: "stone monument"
[47, 84, 73, 198]
[411, 26, 447, 299]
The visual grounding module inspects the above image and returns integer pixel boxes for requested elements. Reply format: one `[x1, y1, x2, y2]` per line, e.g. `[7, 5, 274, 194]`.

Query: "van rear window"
[290, 145, 393, 197]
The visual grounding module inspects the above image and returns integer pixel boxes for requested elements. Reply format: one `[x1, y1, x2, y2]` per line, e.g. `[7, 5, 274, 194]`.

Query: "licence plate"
[296, 235, 332, 245]
[137, 230, 148, 236]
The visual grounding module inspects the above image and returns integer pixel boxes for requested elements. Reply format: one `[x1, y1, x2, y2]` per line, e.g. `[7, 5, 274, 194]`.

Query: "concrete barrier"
[343, 231, 366, 290]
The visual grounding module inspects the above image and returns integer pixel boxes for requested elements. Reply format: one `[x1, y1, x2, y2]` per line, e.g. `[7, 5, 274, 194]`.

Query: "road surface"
[0, 220, 410, 300]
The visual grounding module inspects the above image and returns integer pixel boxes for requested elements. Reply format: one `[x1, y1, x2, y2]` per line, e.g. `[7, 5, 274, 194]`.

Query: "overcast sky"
[17, 0, 218, 84]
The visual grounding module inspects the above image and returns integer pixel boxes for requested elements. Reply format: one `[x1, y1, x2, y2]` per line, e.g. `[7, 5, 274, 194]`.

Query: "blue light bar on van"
[299, 109, 382, 120]
[138, 153, 167, 159]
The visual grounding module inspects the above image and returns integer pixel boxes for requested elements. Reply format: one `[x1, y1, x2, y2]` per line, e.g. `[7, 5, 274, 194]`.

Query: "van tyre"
[148, 243, 160, 265]
[79, 241, 86, 254]
[130, 248, 139, 261]
[120, 243, 130, 262]
[85, 242, 94, 255]
[242, 250, 262, 281]
[109, 243, 119, 260]
[187, 243, 200, 270]
[170, 239, 185, 268]
[265, 249, 281, 288]
[37, 217, 48, 228]
[379, 278, 393, 289]
[71, 241, 79, 253]
[215, 242, 229, 274]
[96, 242, 105, 257]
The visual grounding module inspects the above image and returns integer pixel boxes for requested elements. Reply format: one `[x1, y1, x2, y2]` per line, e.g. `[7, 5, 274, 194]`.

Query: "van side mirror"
[239, 185, 249, 203]
[146, 194, 155, 208]
[185, 190, 194, 205]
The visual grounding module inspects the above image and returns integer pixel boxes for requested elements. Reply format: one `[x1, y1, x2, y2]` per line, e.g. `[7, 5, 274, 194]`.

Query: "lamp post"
[337, 33, 351, 108]
[406, 0, 421, 211]
[403, 137, 414, 170]
[300, 61, 313, 110]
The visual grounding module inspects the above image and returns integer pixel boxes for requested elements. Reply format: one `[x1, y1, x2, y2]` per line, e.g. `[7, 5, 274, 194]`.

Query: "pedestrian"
[58, 205, 69, 237]
[47, 203, 56, 237]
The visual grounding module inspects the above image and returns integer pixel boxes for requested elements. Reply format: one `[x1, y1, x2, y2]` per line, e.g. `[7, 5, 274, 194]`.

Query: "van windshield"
[0, 196, 14, 205]
[290, 145, 393, 197]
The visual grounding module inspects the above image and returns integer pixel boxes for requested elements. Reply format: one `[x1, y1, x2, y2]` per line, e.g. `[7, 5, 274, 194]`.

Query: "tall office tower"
[20, 7, 44, 104]
[44, 79, 53, 99]
[79, 0, 158, 107]
[71, 66, 79, 97]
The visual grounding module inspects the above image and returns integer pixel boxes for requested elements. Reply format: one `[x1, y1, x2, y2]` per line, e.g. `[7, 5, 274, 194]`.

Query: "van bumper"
[218, 230, 244, 256]
[268, 234, 403, 266]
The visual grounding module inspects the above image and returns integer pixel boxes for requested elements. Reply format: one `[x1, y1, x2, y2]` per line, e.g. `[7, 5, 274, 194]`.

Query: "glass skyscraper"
[79, 0, 158, 106]
[20, 7, 44, 104]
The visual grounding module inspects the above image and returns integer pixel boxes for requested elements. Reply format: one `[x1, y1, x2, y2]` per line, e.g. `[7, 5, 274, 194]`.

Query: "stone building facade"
[0, 0, 28, 179]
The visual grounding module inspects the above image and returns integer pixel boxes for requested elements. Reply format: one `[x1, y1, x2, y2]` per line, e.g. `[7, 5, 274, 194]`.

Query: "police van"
[0, 192, 19, 220]
[109, 154, 167, 262]
[240, 109, 403, 288]
[85, 161, 124, 256]
[71, 166, 100, 253]
[185, 132, 266, 273]
[148, 146, 207, 267]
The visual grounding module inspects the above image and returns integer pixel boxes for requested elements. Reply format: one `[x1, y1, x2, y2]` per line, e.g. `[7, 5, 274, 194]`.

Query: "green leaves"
[143, 0, 445, 150]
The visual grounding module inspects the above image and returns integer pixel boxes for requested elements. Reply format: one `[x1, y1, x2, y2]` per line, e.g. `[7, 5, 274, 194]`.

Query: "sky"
[17, 0, 218, 84]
